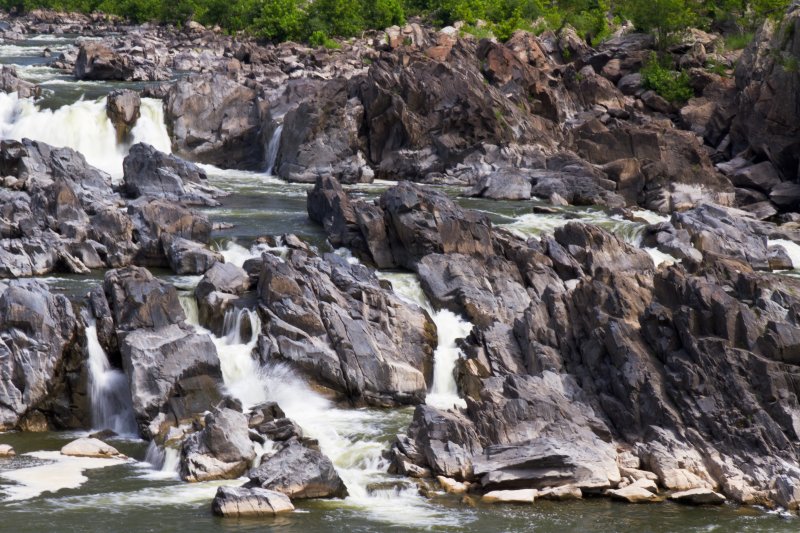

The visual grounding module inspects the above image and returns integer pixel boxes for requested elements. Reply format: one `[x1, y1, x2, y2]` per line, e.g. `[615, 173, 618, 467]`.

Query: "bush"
[619, 0, 695, 46]
[640, 52, 694, 103]
[724, 31, 754, 50]
[254, 0, 306, 41]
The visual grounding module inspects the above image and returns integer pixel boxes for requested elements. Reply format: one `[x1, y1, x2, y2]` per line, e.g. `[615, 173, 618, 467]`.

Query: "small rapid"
[0, 92, 171, 177]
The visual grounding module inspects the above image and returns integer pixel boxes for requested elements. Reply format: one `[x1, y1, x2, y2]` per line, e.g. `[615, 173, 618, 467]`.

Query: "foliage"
[724, 31, 755, 50]
[640, 52, 694, 103]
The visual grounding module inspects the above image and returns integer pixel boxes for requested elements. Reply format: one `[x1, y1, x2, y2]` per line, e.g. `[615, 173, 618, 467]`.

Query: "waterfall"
[264, 124, 283, 176]
[0, 92, 171, 178]
[85, 321, 138, 436]
[378, 272, 471, 410]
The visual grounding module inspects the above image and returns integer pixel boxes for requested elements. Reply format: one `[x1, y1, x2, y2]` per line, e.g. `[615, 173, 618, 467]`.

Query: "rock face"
[257, 240, 436, 406]
[106, 89, 140, 143]
[181, 408, 256, 482]
[98, 266, 224, 437]
[212, 486, 294, 517]
[246, 439, 348, 499]
[733, 4, 800, 181]
[164, 74, 266, 169]
[0, 280, 78, 431]
[74, 40, 169, 81]
[122, 143, 222, 206]
[313, 180, 800, 508]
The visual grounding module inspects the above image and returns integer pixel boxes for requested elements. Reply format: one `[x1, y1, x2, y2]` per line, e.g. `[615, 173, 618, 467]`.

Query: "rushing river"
[0, 34, 798, 533]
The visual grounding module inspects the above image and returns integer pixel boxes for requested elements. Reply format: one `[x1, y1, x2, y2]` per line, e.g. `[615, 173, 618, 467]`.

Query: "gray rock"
[669, 488, 726, 505]
[181, 408, 256, 482]
[212, 486, 294, 516]
[246, 439, 348, 499]
[467, 171, 532, 200]
[106, 89, 140, 143]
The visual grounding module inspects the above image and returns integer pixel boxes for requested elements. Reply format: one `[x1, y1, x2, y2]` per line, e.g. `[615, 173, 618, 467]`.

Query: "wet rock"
[103, 266, 186, 332]
[165, 74, 266, 169]
[195, 262, 251, 334]
[129, 198, 212, 268]
[437, 476, 469, 494]
[181, 408, 256, 482]
[481, 488, 536, 504]
[467, 171, 532, 200]
[162, 236, 221, 275]
[212, 486, 294, 517]
[774, 475, 800, 510]
[669, 488, 726, 505]
[0, 65, 40, 98]
[246, 439, 348, 499]
[61, 437, 125, 459]
[537, 486, 582, 500]
[106, 89, 140, 143]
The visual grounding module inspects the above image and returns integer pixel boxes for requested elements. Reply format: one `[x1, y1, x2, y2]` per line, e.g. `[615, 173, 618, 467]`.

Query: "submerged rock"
[212, 486, 294, 517]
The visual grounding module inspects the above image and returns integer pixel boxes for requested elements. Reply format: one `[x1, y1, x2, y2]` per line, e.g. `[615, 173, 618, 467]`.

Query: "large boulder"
[258, 246, 436, 406]
[106, 89, 140, 143]
[0, 280, 78, 430]
[164, 74, 266, 169]
[212, 486, 294, 517]
[181, 408, 256, 482]
[128, 198, 212, 268]
[246, 439, 348, 499]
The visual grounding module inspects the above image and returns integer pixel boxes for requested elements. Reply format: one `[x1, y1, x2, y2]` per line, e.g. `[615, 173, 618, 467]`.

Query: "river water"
[0, 34, 798, 533]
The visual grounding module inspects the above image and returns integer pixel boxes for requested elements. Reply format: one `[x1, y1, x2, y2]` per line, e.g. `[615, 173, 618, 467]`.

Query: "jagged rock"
[246, 439, 348, 499]
[165, 74, 266, 169]
[61, 437, 125, 459]
[103, 266, 186, 332]
[669, 488, 726, 505]
[195, 261, 251, 334]
[106, 89, 140, 143]
[730, 162, 782, 193]
[181, 408, 256, 482]
[162, 236, 221, 275]
[0, 280, 78, 430]
[212, 486, 294, 517]
[257, 248, 435, 406]
[129, 198, 212, 268]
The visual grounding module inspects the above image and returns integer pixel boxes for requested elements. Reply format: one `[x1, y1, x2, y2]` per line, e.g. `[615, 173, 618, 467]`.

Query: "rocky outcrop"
[0, 65, 40, 98]
[122, 143, 222, 206]
[98, 266, 224, 438]
[733, 3, 800, 182]
[257, 241, 436, 406]
[246, 439, 348, 499]
[212, 486, 294, 517]
[0, 280, 78, 430]
[164, 74, 266, 169]
[180, 408, 256, 482]
[74, 39, 169, 81]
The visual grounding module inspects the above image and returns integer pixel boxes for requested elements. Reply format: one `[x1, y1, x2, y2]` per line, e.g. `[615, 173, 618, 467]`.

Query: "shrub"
[640, 52, 694, 103]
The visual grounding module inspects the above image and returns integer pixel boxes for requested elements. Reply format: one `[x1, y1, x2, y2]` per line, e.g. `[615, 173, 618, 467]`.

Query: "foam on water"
[0, 92, 170, 178]
[0, 451, 127, 502]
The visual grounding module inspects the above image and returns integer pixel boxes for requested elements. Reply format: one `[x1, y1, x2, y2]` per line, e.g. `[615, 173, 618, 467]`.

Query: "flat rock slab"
[669, 488, 726, 505]
[609, 485, 660, 503]
[61, 438, 125, 459]
[481, 489, 537, 504]
[212, 486, 294, 517]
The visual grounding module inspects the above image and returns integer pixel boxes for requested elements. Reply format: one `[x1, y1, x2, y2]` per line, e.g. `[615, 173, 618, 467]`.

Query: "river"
[0, 34, 798, 533]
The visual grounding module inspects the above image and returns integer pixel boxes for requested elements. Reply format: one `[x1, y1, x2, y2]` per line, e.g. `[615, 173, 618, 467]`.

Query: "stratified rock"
[61, 437, 125, 458]
[246, 439, 348, 499]
[212, 486, 294, 517]
[129, 198, 212, 268]
[165, 74, 265, 169]
[103, 266, 186, 332]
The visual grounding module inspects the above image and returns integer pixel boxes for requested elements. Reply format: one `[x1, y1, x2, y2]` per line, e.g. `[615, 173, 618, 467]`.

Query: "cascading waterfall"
[264, 124, 283, 176]
[379, 272, 471, 410]
[0, 92, 171, 178]
[85, 320, 138, 436]
[177, 287, 458, 526]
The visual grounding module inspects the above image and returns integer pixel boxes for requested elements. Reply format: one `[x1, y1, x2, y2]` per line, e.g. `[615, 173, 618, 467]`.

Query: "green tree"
[620, 0, 695, 45]
[254, 0, 307, 41]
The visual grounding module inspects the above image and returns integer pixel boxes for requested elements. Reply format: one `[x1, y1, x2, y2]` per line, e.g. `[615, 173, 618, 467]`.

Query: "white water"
[216, 238, 288, 268]
[379, 272, 471, 410]
[0, 451, 126, 501]
[85, 322, 138, 436]
[265, 124, 283, 175]
[0, 92, 171, 178]
[769, 239, 800, 269]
